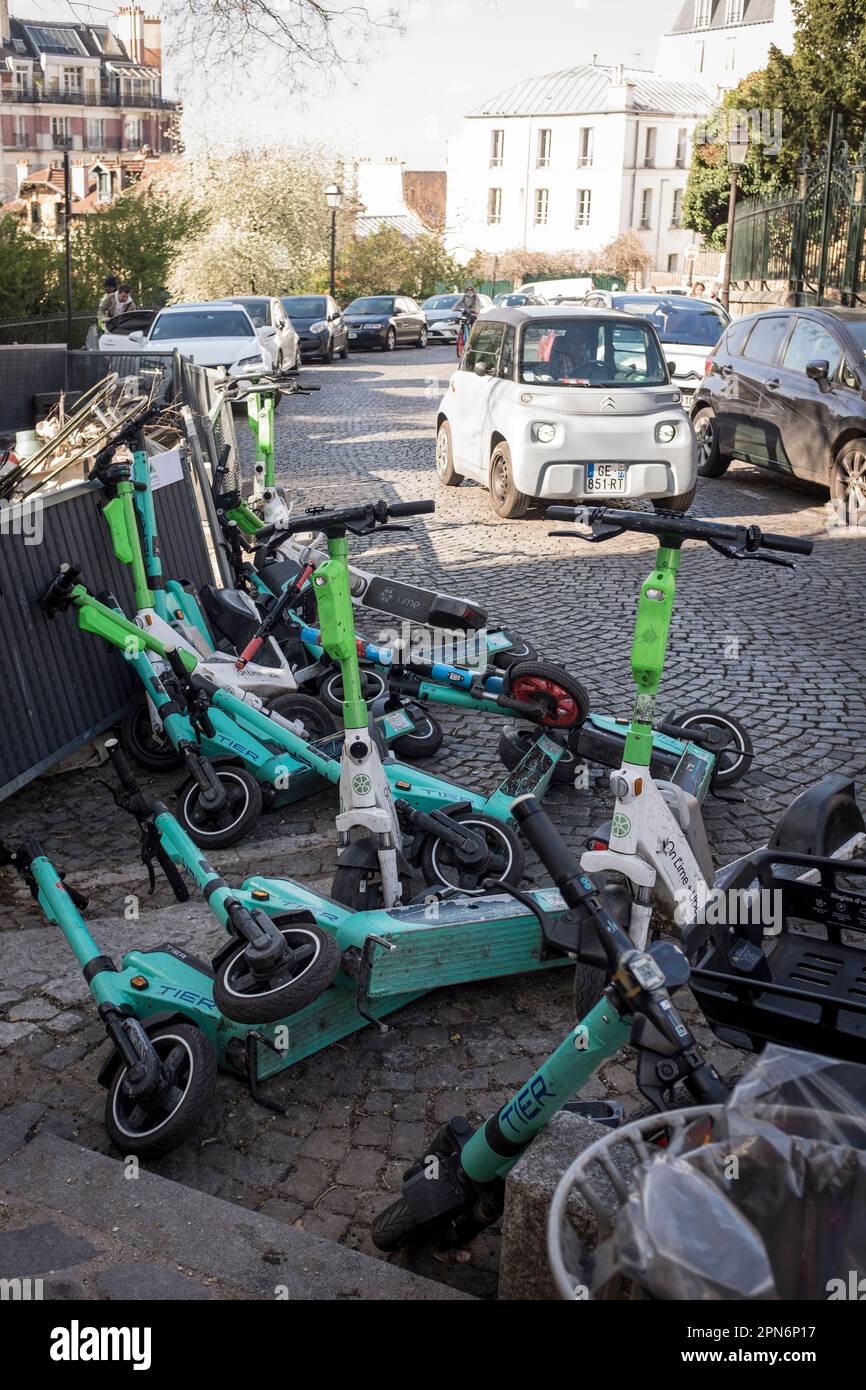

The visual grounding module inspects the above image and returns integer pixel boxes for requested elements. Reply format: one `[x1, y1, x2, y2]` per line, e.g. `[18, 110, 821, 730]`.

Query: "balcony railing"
[5, 87, 176, 110]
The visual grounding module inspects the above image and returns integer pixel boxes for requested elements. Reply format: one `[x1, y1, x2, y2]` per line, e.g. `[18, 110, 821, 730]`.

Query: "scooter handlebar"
[105, 737, 139, 794]
[387, 499, 436, 518]
[261, 498, 436, 542]
[548, 504, 813, 558]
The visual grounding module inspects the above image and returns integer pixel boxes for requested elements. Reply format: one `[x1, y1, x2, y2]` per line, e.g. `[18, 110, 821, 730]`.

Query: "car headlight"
[655, 422, 678, 444]
[532, 422, 557, 443]
[309, 320, 327, 333]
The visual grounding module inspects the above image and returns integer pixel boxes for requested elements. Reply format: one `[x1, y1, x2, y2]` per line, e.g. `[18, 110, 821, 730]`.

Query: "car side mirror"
[805, 358, 830, 386]
[474, 361, 490, 377]
[129, 330, 145, 344]
[260, 325, 277, 337]
[666, 360, 677, 376]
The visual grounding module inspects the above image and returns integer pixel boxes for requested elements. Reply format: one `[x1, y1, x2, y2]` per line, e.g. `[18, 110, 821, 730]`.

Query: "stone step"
[0, 1105, 469, 1301]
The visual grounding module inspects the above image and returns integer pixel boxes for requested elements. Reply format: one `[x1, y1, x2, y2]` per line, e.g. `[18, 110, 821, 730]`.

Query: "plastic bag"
[611, 1047, 866, 1300]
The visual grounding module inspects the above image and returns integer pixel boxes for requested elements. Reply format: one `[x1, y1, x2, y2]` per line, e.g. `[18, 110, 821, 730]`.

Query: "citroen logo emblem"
[601, 396, 616, 411]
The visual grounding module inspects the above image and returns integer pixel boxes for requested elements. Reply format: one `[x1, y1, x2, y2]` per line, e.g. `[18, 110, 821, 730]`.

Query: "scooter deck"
[577, 714, 715, 804]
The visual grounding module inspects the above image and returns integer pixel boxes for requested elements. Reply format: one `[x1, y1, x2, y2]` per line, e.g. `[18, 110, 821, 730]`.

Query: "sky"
[18, 0, 685, 163]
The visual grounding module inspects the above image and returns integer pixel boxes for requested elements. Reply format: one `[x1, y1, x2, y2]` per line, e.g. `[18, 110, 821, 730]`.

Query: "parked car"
[492, 292, 549, 307]
[435, 306, 696, 519]
[219, 296, 301, 372]
[692, 305, 866, 516]
[422, 292, 493, 343]
[106, 302, 270, 374]
[342, 294, 428, 350]
[280, 294, 349, 362]
[582, 291, 730, 412]
[520, 277, 594, 302]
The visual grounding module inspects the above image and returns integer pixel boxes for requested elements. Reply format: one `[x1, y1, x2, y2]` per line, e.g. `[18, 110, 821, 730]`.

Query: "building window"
[87, 118, 105, 147]
[694, 40, 705, 72]
[643, 127, 657, 168]
[671, 188, 684, 227]
[13, 115, 28, 148]
[490, 128, 504, 167]
[694, 0, 712, 26]
[13, 67, 30, 98]
[578, 127, 594, 167]
[667, 253, 679, 273]
[640, 188, 653, 229]
[51, 116, 71, 148]
[575, 189, 592, 227]
[537, 128, 552, 168]
[725, 38, 736, 70]
[63, 66, 82, 94]
[124, 117, 142, 149]
[534, 188, 549, 225]
[725, 0, 743, 21]
[676, 127, 688, 168]
[487, 187, 502, 225]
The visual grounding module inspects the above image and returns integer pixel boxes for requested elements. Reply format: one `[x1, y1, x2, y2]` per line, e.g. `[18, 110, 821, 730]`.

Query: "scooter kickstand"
[355, 934, 396, 1032]
[244, 1032, 290, 1115]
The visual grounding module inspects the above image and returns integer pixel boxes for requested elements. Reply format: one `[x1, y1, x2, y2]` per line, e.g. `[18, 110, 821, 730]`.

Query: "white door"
[451, 322, 505, 477]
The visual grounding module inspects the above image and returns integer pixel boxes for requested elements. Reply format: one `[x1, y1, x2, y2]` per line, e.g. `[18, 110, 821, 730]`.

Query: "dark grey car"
[280, 294, 349, 362]
[692, 305, 866, 517]
[342, 295, 428, 351]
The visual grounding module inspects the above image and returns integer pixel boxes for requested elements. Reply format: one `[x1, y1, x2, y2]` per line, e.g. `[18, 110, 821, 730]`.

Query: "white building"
[444, 63, 714, 276]
[655, 0, 795, 93]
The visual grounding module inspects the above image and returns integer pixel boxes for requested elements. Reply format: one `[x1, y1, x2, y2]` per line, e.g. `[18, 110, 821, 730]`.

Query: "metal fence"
[0, 346, 227, 799]
[731, 118, 866, 305]
[0, 314, 92, 350]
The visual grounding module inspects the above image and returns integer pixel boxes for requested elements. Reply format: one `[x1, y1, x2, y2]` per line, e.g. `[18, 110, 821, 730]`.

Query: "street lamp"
[720, 127, 750, 311]
[325, 183, 343, 296]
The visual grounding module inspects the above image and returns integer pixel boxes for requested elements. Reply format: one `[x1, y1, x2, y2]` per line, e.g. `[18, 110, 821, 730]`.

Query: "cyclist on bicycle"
[456, 285, 482, 325]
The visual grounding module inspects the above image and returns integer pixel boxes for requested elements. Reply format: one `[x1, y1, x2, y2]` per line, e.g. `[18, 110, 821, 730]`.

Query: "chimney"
[0, 0, 9, 47]
[115, 5, 145, 62]
[70, 160, 87, 199]
[142, 14, 161, 67]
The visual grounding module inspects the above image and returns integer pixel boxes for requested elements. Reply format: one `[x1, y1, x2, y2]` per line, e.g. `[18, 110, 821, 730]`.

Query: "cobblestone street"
[2, 344, 865, 1298]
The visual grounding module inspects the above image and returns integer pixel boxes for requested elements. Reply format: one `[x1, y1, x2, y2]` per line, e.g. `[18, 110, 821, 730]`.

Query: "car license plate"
[586, 463, 626, 493]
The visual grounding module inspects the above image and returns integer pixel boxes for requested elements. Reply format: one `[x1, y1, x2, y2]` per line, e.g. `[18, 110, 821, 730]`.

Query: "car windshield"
[228, 298, 269, 328]
[345, 297, 394, 315]
[281, 296, 325, 318]
[422, 295, 460, 309]
[520, 319, 667, 387]
[150, 310, 253, 341]
[613, 298, 728, 347]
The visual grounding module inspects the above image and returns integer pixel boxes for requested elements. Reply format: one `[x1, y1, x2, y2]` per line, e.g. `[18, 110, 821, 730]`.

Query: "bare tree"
[164, 0, 406, 75]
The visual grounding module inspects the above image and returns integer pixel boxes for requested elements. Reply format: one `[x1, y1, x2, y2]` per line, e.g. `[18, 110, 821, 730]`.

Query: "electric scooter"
[0, 747, 595, 1157]
[39, 503, 571, 903]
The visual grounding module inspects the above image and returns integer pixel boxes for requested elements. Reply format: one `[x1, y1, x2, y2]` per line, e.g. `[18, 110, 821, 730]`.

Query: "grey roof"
[469, 64, 714, 119]
[9, 16, 130, 61]
[479, 305, 643, 327]
[667, 0, 777, 35]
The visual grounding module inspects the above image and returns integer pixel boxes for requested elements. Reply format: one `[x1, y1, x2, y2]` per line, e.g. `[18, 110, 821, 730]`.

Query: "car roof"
[479, 304, 648, 326]
[158, 301, 252, 313]
[221, 295, 271, 304]
[732, 305, 866, 329]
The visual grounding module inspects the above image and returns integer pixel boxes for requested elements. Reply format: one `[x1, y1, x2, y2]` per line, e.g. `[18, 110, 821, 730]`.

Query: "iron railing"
[6, 88, 176, 109]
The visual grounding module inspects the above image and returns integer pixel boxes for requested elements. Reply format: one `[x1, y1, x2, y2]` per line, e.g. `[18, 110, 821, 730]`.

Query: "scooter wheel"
[505, 662, 590, 730]
[213, 924, 341, 1025]
[666, 706, 754, 788]
[268, 692, 338, 738]
[119, 696, 184, 772]
[104, 1022, 217, 1159]
[372, 1197, 425, 1252]
[490, 638, 538, 671]
[420, 812, 525, 893]
[317, 668, 388, 716]
[177, 767, 263, 848]
[498, 726, 578, 787]
[330, 862, 421, 911]
[391, 706, 444, 760]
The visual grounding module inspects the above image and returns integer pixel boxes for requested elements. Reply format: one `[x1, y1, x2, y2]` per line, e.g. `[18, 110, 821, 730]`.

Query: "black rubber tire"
[213, 924, 341, 1024]
[104, 1023, 217, 1159]
[504, 661, 590, 731]
[268, 691, 338, 738]
[383, 328, 397, 352]
[490, 638, 538, 671]
[693, 407, 731, 478]
[339, 340, 349, 360]
[177, 766, 262, 848]
[435, 419, 463, 487]
[653, 485, 696, 514]
[391, 707, 444, 759]
[330, 860, 418, 910]
[372, 1196, 423, 1252]
[416, 325, 428, 348]
[119, 697, 184, 771]
[420, 811, 524, 892]
[316, 669, 387, 718]
[322, 337, 335, 363]
[572, 963, 607, 1023]
[489, 441, 531, 519]
[830, 438, 866, 524]
[666, 706, 754, 787]
[498, 726, 577, 786]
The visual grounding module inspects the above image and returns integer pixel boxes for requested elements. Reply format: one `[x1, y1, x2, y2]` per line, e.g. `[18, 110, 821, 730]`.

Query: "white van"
[521, 277, 595, 304]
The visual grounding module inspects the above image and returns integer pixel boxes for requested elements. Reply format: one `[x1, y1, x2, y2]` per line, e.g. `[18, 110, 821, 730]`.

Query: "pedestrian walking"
[97, 275, 119, 331]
